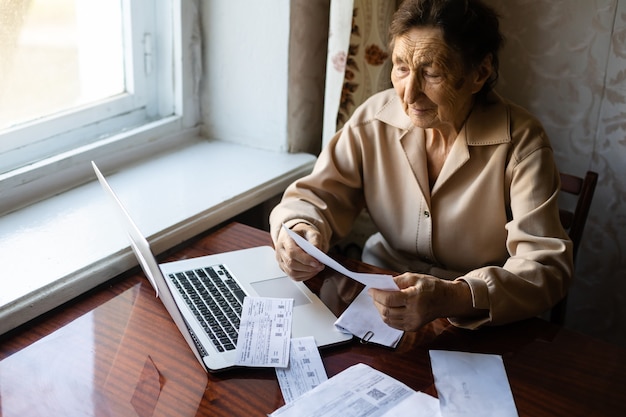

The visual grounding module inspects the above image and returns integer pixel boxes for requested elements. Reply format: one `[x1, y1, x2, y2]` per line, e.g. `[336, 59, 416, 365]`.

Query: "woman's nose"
[405, 74, 423, 103]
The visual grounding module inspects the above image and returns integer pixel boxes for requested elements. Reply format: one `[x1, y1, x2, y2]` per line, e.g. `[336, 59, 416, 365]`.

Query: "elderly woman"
[270, 0, 573, 331]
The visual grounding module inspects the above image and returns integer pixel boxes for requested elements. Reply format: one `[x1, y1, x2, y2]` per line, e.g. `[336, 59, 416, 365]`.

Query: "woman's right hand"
[275, 223, 326, 281]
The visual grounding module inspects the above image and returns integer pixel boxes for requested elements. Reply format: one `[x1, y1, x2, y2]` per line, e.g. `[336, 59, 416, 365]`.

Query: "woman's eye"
[395, 65, 409, 75]
[423, 70, 441, 80]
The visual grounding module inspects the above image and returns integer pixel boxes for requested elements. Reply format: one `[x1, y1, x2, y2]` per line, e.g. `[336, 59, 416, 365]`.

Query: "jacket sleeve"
[269, 128, 367, 248]
[452, 146, 574, 328]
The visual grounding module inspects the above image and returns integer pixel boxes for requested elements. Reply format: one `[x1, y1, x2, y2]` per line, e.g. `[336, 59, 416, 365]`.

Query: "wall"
[483, 0, 626, 347]
[199, 0, 290, 152]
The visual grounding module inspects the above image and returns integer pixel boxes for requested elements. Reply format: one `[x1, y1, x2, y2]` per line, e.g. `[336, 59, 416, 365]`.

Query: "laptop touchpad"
[250, 277, 311, 307]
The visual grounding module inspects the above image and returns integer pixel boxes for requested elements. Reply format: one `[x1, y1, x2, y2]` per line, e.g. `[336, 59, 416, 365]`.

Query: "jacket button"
[424, 210, 430, 218]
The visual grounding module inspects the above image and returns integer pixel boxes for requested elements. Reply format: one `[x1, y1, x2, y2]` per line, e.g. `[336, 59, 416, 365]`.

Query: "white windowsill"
[0, 138, 316, 335]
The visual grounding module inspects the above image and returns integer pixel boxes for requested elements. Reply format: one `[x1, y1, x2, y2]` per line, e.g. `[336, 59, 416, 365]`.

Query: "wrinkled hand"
[368, 273, 475, 331]
[275, 223, 326, 281]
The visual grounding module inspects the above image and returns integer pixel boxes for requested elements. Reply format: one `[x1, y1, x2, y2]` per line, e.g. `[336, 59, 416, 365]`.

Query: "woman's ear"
[471, 54, 494, 94]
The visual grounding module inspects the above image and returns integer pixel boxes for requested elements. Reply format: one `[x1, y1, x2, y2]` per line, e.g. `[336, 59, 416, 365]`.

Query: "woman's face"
[391, 27, 487, 136]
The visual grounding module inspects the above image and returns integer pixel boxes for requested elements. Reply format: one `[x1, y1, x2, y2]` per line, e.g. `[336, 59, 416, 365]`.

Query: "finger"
[370, 298, 407, 328]
[275, 232, 324, 281]
[281, 257, 323, 281]
[281, 237, 323, 270]
[368, 288, 407, 308]
[276, 248, 320, 280]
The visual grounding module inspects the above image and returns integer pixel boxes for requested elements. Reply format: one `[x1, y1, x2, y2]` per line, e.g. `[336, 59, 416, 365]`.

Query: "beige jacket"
[270, 88, 573, 328]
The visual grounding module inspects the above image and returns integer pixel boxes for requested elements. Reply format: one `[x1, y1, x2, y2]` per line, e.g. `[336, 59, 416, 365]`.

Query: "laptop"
[92, 161, 351, 372]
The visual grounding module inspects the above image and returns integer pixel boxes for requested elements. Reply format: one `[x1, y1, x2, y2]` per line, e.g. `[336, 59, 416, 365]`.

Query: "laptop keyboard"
[169, 265, 246, 352]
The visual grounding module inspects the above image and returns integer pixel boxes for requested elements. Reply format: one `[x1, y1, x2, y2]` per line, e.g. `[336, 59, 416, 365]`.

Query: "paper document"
[382, 391, 442, 417]
[276, 336, 328, 403]
[283, 225, 398, 291]
[270, 363, 416, 417]
[335, 287, 403, 348]
[429, 350, 518, 417]
[234, 297, 293, 368]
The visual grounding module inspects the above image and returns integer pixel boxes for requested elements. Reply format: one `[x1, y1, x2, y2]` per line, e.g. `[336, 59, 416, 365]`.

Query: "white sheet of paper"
[429, 350, 518, 417]
[275, 336, 328, 403]
[270, 363, 414, 417]
[283, 225, 398, 291]
[234, 297, 293, 368]
[334, 286, 403, 348]
[381, 391, 442, 417]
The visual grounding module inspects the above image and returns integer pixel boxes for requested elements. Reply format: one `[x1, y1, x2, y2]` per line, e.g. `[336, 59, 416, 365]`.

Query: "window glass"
[0, 0, 125, 131]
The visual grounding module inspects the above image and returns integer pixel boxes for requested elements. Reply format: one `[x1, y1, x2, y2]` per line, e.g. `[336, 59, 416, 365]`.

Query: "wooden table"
[1, 222, 624, 416]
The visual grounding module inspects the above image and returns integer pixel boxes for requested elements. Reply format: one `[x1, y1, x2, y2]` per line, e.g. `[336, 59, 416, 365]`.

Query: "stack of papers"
[270, 363, 441, 417]
[238, 229, 519, 415]
[235, 297, 518, 415]
[234, 297, 329, 402]
[269, 351, 519, 416]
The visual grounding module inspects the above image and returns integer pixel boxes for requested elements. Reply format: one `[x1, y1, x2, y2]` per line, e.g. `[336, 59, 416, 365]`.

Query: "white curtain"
[322, 0, 355, 147]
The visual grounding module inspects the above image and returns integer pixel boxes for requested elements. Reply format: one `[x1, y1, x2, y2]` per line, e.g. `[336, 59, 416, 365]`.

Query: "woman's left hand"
[367, 273, 475, 331]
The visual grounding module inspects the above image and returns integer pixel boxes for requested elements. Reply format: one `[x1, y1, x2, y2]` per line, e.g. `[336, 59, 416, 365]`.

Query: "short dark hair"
[389, 0, 504, 98]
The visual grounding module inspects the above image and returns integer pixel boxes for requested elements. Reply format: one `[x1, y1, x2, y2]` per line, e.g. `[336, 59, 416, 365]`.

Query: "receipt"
[283, 225, 398, 291]
[234, 297, 293, 368]
[276, 336, 328, 403]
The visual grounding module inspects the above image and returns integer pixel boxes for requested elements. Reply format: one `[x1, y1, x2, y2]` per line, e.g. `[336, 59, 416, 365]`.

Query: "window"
[0, 0, 182, 213]
[0, 1, 125, 134]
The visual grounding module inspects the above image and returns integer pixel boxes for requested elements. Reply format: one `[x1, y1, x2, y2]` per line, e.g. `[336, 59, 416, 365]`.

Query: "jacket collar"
[379, 91, 511, 198]
[375, 93, 414, 131]
[464, 92, 511, 146]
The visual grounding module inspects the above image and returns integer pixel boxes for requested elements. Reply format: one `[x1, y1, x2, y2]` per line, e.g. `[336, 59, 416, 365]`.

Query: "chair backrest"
[550, 170, 598, 324]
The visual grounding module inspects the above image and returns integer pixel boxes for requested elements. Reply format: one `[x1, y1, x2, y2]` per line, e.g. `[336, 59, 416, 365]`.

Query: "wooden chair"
[550, 170, 598, 325]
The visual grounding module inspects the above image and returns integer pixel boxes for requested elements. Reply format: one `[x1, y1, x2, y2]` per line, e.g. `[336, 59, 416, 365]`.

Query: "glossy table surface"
[1, 222, 625, 416]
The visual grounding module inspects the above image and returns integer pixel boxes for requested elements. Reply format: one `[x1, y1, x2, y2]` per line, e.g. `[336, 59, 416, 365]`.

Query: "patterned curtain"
[323, 0, 401, 146]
